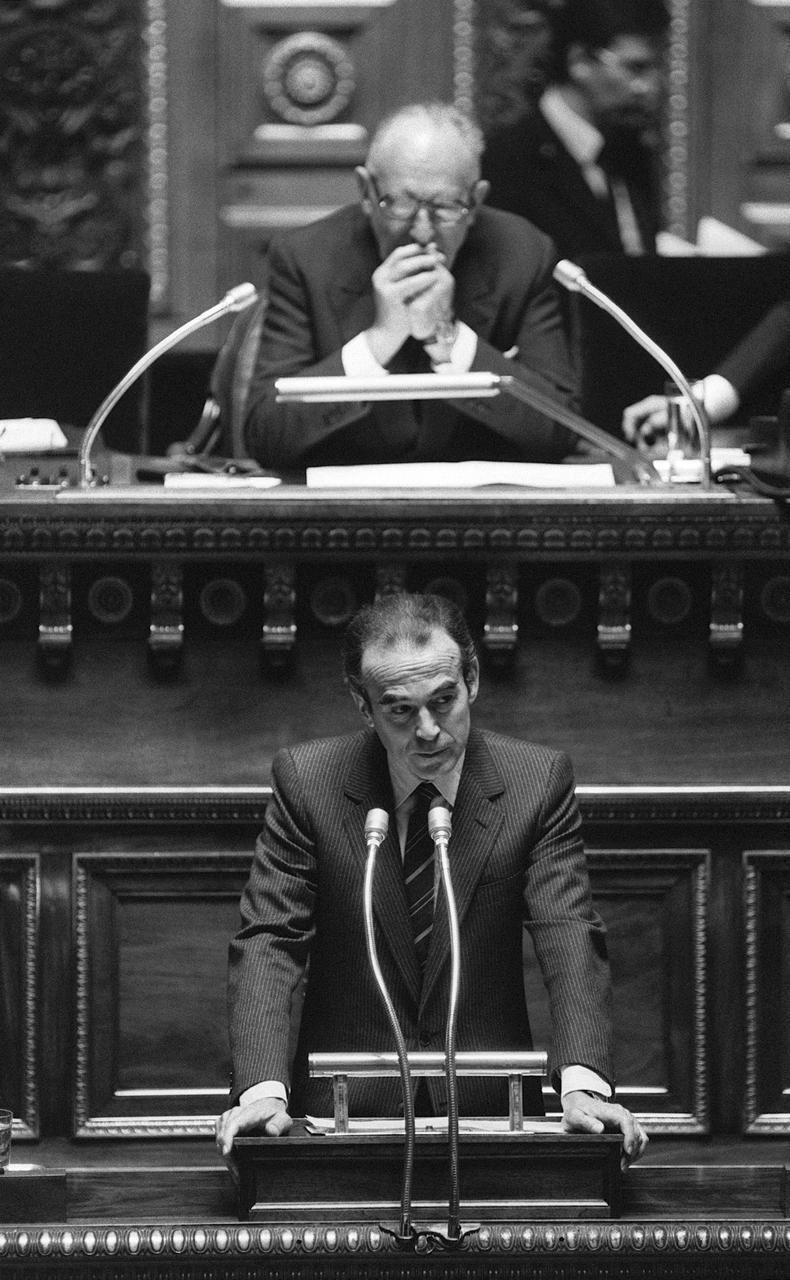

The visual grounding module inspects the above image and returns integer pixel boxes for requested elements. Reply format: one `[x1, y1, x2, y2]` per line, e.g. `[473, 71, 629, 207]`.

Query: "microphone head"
[364, 807, 389, 848]
[224, 282, 259, 310]
[427, 799, 452, 843]
[552, 259, 588, 292]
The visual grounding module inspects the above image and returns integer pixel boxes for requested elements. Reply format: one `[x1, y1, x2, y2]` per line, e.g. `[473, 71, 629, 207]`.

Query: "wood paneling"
[73, 852, 251, 1137]
[523, 850, 709, 1132]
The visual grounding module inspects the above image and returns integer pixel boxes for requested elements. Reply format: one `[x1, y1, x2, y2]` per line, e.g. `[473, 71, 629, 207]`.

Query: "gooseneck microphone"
[77, 282, 259, 488]
[362, 807, 417, 1244]
[552, 259, 712, 489]
[427, 799, 463, 1245]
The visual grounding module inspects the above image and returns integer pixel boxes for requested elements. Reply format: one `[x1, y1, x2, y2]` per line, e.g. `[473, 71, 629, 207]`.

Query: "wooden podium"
[235, 1123, 624, 1225]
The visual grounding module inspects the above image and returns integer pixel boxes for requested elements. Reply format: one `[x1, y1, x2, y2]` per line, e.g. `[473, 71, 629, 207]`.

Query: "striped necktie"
[403, 781, 439, 967]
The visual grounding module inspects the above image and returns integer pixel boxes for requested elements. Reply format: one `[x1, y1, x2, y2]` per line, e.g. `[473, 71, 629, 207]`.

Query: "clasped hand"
[367, 242, 454, 365]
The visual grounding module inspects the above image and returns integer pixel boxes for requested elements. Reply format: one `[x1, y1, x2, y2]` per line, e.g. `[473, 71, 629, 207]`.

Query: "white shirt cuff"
[693, 374, 740, 423]
[239, 1080, 288, 1108]
[342, 332, 389, 377]
[560, 1065, 612, 1101]
[427, 320, 477, 373]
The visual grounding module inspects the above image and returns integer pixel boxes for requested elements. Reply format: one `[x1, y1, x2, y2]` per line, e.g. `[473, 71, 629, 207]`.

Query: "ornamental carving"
[0, 1, 145, 268]
[261, 32, 355, 127]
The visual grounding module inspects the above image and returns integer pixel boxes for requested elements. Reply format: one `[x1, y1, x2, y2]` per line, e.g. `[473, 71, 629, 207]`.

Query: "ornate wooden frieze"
[0, 1218, 788, 1273]
[0, 0, 147, 269]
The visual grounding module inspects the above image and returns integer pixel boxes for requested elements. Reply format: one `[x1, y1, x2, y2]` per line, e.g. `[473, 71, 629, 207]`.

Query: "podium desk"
[0, 479, 789, 1159]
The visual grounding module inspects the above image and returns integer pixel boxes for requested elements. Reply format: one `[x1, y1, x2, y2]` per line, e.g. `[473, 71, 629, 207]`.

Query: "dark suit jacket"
[243, 203, 578, 469]
[228, 727, 613, 1119]
[716, 299, 790, 403]
[482, 109, 660, 261]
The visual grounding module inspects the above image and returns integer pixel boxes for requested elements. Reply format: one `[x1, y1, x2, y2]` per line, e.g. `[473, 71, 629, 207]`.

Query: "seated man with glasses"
[482, 0, 669, 260]
[243, 100, 578, 471]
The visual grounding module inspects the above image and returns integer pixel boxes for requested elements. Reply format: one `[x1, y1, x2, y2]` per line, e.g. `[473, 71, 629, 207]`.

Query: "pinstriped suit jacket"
[228, 726, 613, 1118]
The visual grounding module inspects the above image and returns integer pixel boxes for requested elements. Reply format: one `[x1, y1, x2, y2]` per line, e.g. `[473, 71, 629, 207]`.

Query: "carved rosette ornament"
[0, 1, 145, 268]
[261, 32, 355, 127]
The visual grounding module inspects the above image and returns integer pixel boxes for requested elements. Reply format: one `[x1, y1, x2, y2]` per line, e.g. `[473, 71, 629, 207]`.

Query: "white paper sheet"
[0, 418, 68, 452]
[306, 461, 615, 489]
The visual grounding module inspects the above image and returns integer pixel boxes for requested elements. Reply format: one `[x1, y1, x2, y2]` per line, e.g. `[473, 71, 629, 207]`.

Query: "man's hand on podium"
[215, 1097, 293, 1167]
[561, 1090, 648, 1169]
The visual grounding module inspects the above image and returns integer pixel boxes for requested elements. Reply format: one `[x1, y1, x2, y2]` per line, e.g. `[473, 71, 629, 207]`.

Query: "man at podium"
[242, 101, 578, 471]
[217, 593, 647, 1166]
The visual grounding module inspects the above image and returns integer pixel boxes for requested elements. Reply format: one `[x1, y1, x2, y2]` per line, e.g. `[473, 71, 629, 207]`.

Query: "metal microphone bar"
[310, 1050, 547, 1077]
[275, 372, 662, 485]
[276, 372, 501, 401]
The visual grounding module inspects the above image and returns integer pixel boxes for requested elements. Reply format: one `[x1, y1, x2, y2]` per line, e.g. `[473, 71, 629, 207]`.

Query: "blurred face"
[351, 627, 479, 784]
[356, 123, 488, 266]
[572, 35, 664, 134]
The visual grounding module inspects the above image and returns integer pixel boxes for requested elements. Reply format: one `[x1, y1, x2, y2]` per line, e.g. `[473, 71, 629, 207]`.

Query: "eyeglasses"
[367, 175, 473, 226]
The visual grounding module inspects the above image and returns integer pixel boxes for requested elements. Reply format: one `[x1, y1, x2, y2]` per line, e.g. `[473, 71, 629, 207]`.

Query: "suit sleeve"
[448, 223, 579, 460]
[715, 299, 790, 402]
[243, 236, 373, 469]
[522, 751, 614, 1094]
[227, 748, 317, 1101]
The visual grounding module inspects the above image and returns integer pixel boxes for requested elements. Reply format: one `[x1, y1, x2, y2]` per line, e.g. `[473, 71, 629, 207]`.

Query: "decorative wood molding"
[743, 850, 790, 1134]
[0, 854, 39, 1140]
[0, 1218, 788, 1270]
[143, 0, 169, 308]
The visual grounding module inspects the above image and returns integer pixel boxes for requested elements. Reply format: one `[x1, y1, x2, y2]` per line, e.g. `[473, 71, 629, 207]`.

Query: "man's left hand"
[561, 1090, 648, 1168]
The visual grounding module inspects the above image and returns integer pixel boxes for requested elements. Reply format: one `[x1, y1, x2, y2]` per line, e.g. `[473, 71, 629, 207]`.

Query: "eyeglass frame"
[365, 173, 475, 226]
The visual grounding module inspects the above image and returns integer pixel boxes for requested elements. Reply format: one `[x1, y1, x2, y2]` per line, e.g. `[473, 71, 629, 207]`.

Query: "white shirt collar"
[389, 753, 464, 814]
[539, 86, 605, 169]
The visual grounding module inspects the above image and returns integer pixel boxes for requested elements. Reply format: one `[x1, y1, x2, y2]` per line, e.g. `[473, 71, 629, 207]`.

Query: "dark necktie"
[403, 781, 439, 967]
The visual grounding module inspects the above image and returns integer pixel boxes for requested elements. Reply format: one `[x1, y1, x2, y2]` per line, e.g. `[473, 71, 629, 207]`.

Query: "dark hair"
[550, 0, 670, 78]
[342, 592, 478, 692]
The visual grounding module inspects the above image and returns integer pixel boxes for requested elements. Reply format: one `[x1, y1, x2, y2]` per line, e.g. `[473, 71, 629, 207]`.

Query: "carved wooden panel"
[0, 854, 39, 1139]
[743, 850, 790, 1134]
[522, 849, 709, 1133]
[72, 852, 250, 1137]
[0, 2, 147, 270]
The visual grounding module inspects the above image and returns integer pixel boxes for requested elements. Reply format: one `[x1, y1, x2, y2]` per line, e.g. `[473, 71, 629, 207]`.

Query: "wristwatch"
[422, 318, 458, 365]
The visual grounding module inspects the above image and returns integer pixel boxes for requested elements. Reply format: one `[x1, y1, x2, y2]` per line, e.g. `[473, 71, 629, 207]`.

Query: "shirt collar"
[389, 753, 464, 813]
[540, 86, 605, 168]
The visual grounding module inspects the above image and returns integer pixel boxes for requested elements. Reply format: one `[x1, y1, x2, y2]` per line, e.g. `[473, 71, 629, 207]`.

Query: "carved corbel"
[709, 560, 744, 671]
[261, 563, 297, 669]
[483, 562, 518, 664]
[597, 562, 631, 674]
[148, 559, 184, 677]
[37, 562, 72, 678]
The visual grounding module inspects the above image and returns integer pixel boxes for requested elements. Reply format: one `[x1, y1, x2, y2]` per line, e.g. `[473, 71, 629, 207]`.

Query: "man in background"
[243, 101, 578, 471]
[482, 0, 669, 259]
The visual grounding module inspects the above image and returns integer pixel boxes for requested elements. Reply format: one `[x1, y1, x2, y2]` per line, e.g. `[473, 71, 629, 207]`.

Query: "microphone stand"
[76, 283, 258, 488]
[553, 259, 712, 489]
[362, 808, 417, 1245]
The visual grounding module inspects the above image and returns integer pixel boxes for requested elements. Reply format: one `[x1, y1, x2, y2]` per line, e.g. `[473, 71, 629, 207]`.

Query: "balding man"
[243, 101, 578, 471]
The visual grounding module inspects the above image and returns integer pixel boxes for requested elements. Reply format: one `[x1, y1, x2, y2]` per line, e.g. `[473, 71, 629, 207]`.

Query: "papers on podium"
[0, 419, 67, 452]
[306, 460, 615, 488]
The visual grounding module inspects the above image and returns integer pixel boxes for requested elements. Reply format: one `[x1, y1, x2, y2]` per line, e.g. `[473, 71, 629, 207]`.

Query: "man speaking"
[242, 101, 578, 470]
[217, 592, 647, 1165]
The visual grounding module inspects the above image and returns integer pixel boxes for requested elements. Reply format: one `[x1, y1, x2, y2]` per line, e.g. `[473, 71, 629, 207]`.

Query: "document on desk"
[304, 1115, 565, 1135]
[306, 461, 615, 488]
[0, 418, 68, 452]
